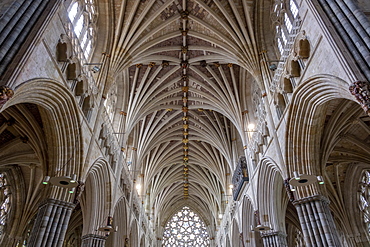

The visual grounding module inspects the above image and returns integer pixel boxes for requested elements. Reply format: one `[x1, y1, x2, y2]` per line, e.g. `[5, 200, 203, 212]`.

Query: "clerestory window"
[67, 0, 97, 60]
[162, 206, 210, 247]
[272, 0, 300, 54]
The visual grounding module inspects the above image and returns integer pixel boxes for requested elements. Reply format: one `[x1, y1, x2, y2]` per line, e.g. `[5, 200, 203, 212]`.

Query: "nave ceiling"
[104, 0, 270, 227]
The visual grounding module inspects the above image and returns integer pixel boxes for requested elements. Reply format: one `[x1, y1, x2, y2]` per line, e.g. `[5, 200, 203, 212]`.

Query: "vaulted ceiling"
[104, 0, 272, 230]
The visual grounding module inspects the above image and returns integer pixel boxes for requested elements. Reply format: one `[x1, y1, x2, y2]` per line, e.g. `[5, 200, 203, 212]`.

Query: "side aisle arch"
[3, 78, 83, 181]
[0, 78, 84, 245]
[286, 75, 353, 195]
[254, 157, 288, 247]
[79, 158, 113, 237]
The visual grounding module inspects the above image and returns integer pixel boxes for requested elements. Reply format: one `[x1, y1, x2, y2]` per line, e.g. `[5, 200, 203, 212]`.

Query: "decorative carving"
[181, 45, 188, 54]
[181, 29, 188, 36]
[161, 60, 169, 67]
[180, 60, 188, 69]
[66, 58, 81, 80]
[56, 34, 72, 62]
[294, 31, 310, 59]
[349, 80, 370, 113]
[281, 77, 293, 93]
[181, 10, 189, 19]
[75, 75, 88, 96]
[284, 53, 300, 78]
[0, 86, 14, 106]
[232, 156, 249, 200]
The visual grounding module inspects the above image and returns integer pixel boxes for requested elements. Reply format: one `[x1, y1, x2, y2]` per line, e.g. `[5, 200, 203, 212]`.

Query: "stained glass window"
[162, 206, 210, 247]
[359, 170, 370, 233]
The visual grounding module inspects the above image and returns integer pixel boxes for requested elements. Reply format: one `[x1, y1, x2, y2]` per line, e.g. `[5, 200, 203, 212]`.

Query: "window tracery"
[162, 206, 210, 247]
[271, 0, 299, 54]
[0, 173, 10, 241]
[67, 0, 97, 61]
[359, 170, 370, 233]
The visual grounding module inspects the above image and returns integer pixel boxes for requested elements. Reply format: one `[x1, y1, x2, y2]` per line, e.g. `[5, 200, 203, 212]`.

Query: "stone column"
[293, 195, 341, 247]
[27, 198, 75, 247]
[260, 231, 288, 247]
[81, 234, 107, 247]
[314, 0, 370, 81]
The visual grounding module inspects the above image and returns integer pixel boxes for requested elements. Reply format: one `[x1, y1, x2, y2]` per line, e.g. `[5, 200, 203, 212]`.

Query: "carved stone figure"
[0, 86, 14, 106]
[349, 81, 370, 113]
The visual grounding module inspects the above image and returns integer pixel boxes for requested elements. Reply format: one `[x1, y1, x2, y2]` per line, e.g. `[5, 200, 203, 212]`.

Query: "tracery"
[359, 170, 370, 233]
[67, 0, 97, 60]
[162, 206, 210, 247]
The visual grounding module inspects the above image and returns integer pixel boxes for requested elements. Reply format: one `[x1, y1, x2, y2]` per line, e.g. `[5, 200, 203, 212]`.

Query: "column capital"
[40, 198, 76, 209]
[82, 234, 108, 241]
[260, 231, 287, 238]
[292, 194, 329, 206]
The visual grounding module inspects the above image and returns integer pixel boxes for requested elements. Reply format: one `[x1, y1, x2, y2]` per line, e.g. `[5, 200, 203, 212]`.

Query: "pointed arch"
[3, 78, 83, 178]
[80, 158, 113, 236]
[286, 75, 354, 179]
[256, 157, 288, 233]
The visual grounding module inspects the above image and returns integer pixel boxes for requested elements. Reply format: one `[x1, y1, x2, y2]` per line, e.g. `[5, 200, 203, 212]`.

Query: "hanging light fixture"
[289, 171, 317, 187]
[317, 176, 325, 185]
[98, 216, 116, 233]
[42, 176, 50, 185]
[49, 174, 78, 188]
[253, 224, 271, 232]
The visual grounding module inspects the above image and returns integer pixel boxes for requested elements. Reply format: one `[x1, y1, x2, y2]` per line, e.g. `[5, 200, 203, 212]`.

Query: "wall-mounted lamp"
[84, 63, 103, 73]
[91, 66, 100, 73]
[269, 64, 278, 71]
[261, 59, 283, 71]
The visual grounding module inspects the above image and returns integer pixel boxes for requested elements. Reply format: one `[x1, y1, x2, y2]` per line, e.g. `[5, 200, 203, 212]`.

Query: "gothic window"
[67, 0, 97, 60]
[162, 206, 210, 247]
[359, 170, 370, 233]
[0, 173, 10, 241]
[272, 0, 300, 54]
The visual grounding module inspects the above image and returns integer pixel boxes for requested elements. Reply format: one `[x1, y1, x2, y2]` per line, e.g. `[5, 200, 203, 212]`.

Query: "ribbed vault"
[108, 0, 262, 232]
